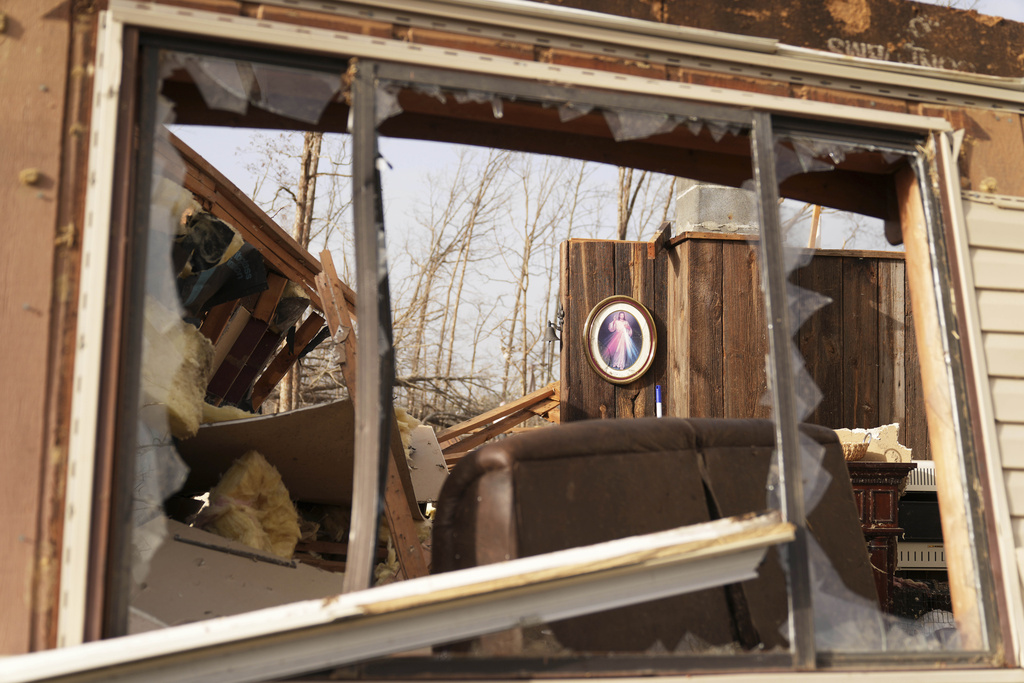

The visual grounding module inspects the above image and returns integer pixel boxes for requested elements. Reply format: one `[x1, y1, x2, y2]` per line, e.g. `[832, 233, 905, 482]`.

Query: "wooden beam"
[807, 204, 821, 249]
[317, 251, 358, 389]
[252, 273, 288, 323]
[315, 250, 429, 579]
[896, 162, 982, 649]
[249, 313, 325, 410]
[199, 299, 240, 345]
[442, 406, 540, 463]
[647, 221, 671, 260]
[436, 382, 557, 443]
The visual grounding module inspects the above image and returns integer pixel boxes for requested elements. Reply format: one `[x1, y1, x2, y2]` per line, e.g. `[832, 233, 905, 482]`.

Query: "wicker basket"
[842, 441, 870, 461]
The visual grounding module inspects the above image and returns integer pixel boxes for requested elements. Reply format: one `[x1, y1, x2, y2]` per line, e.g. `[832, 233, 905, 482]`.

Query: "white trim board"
[110, 1, 951, 134]
[58, 8, 126, 649]
[260, 0, 1024, 112]
[5, 513, 790, 683]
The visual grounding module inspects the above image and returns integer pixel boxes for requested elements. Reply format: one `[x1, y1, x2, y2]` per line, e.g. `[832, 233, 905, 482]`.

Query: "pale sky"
[916, 0, 1024, 22]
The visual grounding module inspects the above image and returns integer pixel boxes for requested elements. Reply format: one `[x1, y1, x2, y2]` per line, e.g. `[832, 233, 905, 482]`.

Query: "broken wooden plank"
[314, 250, 429, 579]
[250, 313, 325, 410]
[252, 273, 289, 322]
[435, 382, 557, 443]
[527, 397, 560, 418]
[898, 164, 982, 648]
[647, 221, 671, 260]
[316, 249, 359, 390]
[200, 299, 240, 345]
[442, 406, 540, 462]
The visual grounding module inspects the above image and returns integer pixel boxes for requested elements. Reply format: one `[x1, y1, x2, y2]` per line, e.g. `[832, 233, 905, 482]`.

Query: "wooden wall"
[562, 234, 930, 459]
[559, 239, 668, 422]
[0, 1, 73, 655]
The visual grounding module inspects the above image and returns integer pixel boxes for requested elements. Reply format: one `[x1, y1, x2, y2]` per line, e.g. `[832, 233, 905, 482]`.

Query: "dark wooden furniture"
[846, 461, 918, 613]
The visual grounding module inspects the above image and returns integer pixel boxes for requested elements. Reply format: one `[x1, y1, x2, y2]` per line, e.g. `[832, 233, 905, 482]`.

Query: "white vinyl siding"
[963, 195, 1024, 571]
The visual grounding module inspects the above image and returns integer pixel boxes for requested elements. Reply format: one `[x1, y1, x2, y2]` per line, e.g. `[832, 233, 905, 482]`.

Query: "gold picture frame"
[583, 295, 657, 385]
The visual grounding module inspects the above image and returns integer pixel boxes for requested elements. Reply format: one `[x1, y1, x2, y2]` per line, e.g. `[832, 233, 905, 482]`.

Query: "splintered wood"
[315, 249, 430, 584]
[437, 382, 560, 466]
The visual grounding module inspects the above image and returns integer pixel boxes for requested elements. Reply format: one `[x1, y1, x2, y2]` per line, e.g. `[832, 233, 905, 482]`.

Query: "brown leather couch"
[432, 417, 876, 654]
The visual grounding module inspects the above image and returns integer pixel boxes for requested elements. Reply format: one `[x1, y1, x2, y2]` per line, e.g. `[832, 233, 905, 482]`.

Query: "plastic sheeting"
[602, 110, 676, 142]
[161, 52, 340, 124]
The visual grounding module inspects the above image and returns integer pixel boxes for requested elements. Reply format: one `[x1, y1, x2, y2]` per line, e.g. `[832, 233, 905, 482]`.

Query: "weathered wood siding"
[560, 239, 667, 422]
[562, 235, 928, 457]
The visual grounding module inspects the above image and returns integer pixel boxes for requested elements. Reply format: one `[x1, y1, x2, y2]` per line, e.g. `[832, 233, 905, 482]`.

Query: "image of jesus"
[602, 310, 639, 370]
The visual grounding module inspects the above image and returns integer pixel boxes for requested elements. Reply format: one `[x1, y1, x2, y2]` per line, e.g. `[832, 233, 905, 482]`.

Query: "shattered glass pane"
[602, 109, 677, 142]
[773, 131, 965, 653]
[167, 53, 340, 124]
[376, 83, 404, 127]
[558, 101, 594, 122]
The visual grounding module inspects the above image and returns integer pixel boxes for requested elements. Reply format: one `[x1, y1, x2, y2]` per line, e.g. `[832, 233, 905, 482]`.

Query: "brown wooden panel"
[796, 255, 843, 428]
[206, 318, 270, 402]
[842, 257, 879, 429]
[904, 280, 930, 460]
[250, 313, 326, 410]
[684, 239, 725, 418]
[917, 106, 1024, 197]
[722, 242, 768, 419]
[200, 299, 240, 344]
[223, 329, 283, 405]
[613, 241, 655, 418]
[650, 228, 670, 416]
[665, 242, 687, 418]
[877, 259, 907, 434]
[562, 240, 616, 421]
[1, 0, 71, 654]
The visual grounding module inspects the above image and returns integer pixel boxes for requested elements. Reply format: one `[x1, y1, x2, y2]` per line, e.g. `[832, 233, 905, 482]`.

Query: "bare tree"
[278, 131, 323, 413]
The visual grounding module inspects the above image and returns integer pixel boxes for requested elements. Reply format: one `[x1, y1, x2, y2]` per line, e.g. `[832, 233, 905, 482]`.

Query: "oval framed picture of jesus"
[583, 295, 657, 384]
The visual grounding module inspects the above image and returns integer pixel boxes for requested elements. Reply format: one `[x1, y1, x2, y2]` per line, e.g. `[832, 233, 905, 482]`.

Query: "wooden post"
[807, 205, 822, 249]
[317, 250, 429, 581]
[896, 163, 982, 648]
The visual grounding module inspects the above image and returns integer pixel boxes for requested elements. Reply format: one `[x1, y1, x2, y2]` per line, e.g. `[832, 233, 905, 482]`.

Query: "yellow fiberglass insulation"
[201, 401, 254, 424]
[394, 406, 422, 463]
[141, 297, 216, 440]
[195, 450, 301, 559]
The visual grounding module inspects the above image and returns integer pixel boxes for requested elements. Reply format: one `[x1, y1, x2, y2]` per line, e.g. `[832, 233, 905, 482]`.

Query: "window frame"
[41, 0, 1015, 678]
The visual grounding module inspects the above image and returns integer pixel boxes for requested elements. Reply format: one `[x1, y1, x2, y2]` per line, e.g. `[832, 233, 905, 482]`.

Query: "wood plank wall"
[563, 235, 929, 458]
[560, 240, 667, 421]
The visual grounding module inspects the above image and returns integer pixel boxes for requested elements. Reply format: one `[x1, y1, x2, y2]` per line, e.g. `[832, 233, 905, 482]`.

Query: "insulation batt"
[195, 450, 302, 559]
[141, 297, 216, 440]
[394, 406, 422, 464]
[201, 402, 254, 424]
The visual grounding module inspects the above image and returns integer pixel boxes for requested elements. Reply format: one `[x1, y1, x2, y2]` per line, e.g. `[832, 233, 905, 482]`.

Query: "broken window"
[31, 7, 1006, 681]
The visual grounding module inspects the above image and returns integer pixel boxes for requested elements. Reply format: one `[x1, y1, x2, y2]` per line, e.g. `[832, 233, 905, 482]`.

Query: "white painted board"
[985, 333, 1024, 379]
[407, 425, 448, 503]
[972, 248, 1024, 292]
